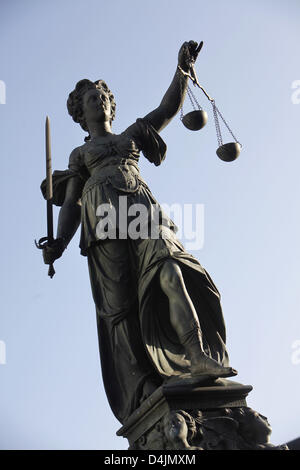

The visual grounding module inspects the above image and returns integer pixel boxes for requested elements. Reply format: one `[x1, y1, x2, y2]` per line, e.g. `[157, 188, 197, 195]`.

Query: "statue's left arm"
[143, 40, 203, 133]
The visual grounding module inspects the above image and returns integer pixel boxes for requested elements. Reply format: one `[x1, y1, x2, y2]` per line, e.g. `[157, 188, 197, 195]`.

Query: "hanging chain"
[211, 101, 223, 147]
[178, 63, 242, 148]
[178, 68, 185, 121]
[186, 86, 196, 111]
[178, 67, 202, 120]
[187, 85, 202, 111]
[180, 104, 184, 121]
[213, 102, 241, 146]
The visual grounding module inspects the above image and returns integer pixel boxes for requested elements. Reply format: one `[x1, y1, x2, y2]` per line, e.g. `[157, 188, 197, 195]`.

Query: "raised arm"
[144, 40, 203, 133]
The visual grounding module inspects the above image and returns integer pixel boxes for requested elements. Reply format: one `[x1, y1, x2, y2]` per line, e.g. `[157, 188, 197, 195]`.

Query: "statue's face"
[250, 411, 272, 443]
[82, 87, 112, 125]
[166, 412, 188, 441]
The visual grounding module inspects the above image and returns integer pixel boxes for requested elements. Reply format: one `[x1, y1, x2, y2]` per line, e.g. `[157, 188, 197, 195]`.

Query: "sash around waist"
[82, 158, 148, 196]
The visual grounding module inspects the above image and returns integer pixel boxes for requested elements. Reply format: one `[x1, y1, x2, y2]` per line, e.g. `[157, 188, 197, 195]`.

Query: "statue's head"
[226, 407, 272, 445]
[67, 79, 116, 138]
[163, 410, 197, 446]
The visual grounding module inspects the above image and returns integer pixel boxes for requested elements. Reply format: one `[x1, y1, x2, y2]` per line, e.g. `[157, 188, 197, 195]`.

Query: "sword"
[35, 116, 55, 278]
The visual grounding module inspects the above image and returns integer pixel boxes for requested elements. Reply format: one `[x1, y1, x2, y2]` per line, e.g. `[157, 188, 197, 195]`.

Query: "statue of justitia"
[41, 41, 237, 424]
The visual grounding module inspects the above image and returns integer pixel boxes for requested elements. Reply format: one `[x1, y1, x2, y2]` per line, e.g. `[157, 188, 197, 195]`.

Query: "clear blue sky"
[0, 0, 300, 450]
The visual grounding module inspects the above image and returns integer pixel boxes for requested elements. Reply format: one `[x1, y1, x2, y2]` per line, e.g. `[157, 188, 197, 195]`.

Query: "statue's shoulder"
[122, 118, 167, 166]
[68, 144, 86, 169]
[70, 143, 85, 157]
[121, 119, 151, 149]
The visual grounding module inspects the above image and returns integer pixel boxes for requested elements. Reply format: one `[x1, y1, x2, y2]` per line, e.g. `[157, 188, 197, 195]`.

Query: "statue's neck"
[87, 121, 112, 139]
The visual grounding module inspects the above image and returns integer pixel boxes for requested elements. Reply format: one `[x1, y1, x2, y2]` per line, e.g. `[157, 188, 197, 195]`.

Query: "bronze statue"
[41, 41, 237, 424]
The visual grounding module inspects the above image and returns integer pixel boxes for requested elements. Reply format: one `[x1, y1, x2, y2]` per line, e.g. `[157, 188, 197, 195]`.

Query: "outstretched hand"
[178, 40, 203, 72]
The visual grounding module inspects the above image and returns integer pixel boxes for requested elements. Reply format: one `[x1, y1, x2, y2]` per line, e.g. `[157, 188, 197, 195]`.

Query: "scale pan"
[216, 142, 241, 162]
[182, 110, 208, 131]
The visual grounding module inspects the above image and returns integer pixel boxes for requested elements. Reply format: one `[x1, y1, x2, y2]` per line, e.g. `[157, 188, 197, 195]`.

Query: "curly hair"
[67, 79, 116, 141]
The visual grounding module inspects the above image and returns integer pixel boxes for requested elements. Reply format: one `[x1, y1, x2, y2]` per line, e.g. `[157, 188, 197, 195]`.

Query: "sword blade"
[45, 116, 54, 242]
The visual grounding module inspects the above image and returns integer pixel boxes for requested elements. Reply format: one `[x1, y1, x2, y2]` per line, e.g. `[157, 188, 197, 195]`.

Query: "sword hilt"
[34, 236, 56, 278]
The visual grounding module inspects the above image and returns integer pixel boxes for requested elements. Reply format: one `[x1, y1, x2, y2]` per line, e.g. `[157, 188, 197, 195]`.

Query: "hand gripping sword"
[35, 116, 55, 278]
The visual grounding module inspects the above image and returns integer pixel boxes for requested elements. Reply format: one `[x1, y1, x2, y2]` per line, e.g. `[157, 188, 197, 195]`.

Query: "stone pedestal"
[117, 375, 288, 450]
